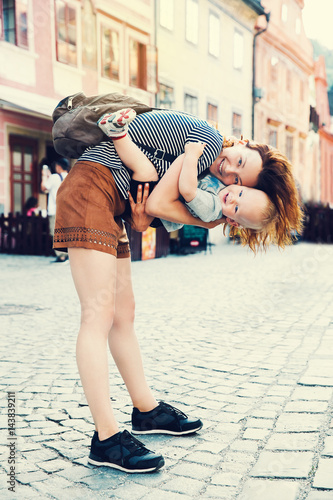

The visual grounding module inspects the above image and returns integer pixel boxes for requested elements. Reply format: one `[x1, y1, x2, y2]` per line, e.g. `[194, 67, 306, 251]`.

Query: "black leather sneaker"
[88, 430, 164, 473]
[132, 402, 203, 435]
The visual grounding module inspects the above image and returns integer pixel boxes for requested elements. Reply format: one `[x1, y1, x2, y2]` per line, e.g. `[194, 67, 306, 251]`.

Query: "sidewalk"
[0, 242, 333, 499]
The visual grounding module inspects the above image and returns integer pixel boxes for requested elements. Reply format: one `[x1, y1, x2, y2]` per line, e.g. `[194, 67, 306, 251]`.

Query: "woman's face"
[209, 144, 262, 187]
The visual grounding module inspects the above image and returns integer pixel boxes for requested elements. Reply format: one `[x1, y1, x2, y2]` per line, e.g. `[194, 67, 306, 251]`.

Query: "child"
[97, 109, 280, 251]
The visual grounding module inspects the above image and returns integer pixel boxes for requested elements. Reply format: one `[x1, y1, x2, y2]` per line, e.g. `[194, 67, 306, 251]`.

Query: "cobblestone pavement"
[1, 242, 333, 500]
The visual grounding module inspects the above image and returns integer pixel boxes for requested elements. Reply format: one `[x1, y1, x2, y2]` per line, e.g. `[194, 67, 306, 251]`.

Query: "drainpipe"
[252, 12, 271, 140]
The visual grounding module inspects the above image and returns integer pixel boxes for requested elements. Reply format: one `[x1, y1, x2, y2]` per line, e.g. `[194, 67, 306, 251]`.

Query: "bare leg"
[108, 257, 157, 411]
[113, 136, 159, 182]
[69, 247, 119, 440]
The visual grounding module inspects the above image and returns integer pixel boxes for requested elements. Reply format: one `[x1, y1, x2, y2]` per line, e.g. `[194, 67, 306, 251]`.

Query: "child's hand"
[185, 142, 206, 158]
[223, 136, 249, 148]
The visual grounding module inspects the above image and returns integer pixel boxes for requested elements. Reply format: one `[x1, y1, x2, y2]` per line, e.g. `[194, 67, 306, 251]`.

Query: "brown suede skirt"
[53, 161, 130, 258]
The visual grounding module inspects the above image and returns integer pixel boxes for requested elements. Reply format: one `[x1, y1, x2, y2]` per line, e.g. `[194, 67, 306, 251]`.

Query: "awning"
[0, 86, 58, 119]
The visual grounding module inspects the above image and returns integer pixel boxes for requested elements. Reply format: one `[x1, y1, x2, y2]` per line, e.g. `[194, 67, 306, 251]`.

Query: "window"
[207, 103, 218, 128]
[286, 69, 292, 93]
[184, 93, 198, 115]
[160, 0, 173, 31]
[0, 0, 28, 48]
[208, 12, 219, 58]
[300, 80, 304, 101]
[101, 26, 119, 80]
[10, 136, 38, 213]
[82, 0, 97, 69]
[270, 56, 278, 83]
[55, 0, 77, 65]
[268, 129, 277, 148]
[286, 135, 293, 161]
[185, 0, 198, 45]
[281, 3, 288, 23]
[233, 30, 243, 70]
[129, 38, 147, 90]
[159, 83, 174, 109]
[232, 112, 242, 137]
[299, 139, 305, 165]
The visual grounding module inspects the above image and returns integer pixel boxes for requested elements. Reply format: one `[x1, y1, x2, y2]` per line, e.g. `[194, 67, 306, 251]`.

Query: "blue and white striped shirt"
[79, 109, 223, 200]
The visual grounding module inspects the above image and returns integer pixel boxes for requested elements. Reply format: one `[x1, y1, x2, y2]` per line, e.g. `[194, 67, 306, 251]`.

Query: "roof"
[242, 0, 266, 15]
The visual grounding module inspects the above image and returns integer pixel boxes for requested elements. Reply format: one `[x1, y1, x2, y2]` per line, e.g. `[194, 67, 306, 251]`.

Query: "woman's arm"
[146, 155, 225, 228]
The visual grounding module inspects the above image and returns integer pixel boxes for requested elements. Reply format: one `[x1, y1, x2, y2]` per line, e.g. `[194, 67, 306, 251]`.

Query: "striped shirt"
[79, 109, 223, 200]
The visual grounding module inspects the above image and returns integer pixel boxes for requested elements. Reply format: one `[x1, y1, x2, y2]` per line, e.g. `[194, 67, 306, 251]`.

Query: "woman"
[54, 106, 302, 474]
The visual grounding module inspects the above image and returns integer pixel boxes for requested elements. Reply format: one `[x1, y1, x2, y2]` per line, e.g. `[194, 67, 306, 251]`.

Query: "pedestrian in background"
[41, 158, 69, 262]
[24, 196, 40, 217]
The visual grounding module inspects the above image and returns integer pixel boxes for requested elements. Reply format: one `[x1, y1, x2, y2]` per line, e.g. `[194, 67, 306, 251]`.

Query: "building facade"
[156, 0, 265, 138]
[253, 0, 313, 200]
[314, 56, 333, 206]
[0, 0, 156, 215]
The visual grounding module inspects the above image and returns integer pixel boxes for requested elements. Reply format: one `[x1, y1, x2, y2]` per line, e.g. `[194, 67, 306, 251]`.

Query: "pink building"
[253, 0, 313, 198]
[0, 0, 156, 214]
[314, 56, 333, 206]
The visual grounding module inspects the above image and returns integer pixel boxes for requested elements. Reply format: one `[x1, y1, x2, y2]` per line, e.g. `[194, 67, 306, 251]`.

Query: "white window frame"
[184, 92, 198, 115]
[233, 30, 243, 70]
[159, 0, 174, 31]
[99, 17, 123, 83]
[185, 0, 198, 45]
[208, 11, 219, 58]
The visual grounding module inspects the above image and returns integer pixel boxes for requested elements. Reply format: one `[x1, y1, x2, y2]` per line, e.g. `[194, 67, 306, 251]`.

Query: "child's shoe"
[97, 108, 137, 139]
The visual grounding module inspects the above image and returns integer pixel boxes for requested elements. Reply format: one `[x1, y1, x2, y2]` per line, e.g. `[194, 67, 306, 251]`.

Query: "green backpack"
[52, 92, 153, 158]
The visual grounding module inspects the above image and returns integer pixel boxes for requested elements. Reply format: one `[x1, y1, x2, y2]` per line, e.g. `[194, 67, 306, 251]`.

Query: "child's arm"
[98, 109, 158, 182]
[113, 136, 158, 182]
[146, 155, 224, 228]
[178, 142, 205, 202]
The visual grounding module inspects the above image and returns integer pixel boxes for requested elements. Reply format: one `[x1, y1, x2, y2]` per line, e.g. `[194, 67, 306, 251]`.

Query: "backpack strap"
[58, 173, 63, 181]
[133, 142, 178, 163]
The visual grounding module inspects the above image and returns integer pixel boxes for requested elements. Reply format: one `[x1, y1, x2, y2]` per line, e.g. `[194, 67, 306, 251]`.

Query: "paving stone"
[307, 491, 333, 500]
[184, 450, 222, 466]
[230, 440, 259, 453]
[30, 475, 74, 496]
[322, 436, 333, 457]
[250, 451, 313, 479]
[299, 360, 333, 386]
[292, 387, 333, 401]
[141, 490, 193, 500]
[210, 471, 243, 486]
[171, 461, 211, 480]
[160, 476, 203, 495]
[37, 458, 70, 473]
[202, 485, 238, 498]
[194, 441, 228, 454]
[245, 418, 275, 429]
[109, 482, 150, 499]
[313, 458, 333, 489]
[239, 479, 300, 500]
[284, 401, 328, 413]
[22, 448, 59, 462]
[16, 470, 50, 484]
[275, 413, 325, 432]
[265, 432, 319, 451]
[242, 428, 271, 440]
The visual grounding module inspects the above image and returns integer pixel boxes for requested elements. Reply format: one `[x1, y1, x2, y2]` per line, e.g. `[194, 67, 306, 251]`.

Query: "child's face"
[219, 185, 268, 229]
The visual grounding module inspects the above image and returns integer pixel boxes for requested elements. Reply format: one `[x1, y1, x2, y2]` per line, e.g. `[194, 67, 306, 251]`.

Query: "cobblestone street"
[1, 242, 333, 500]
